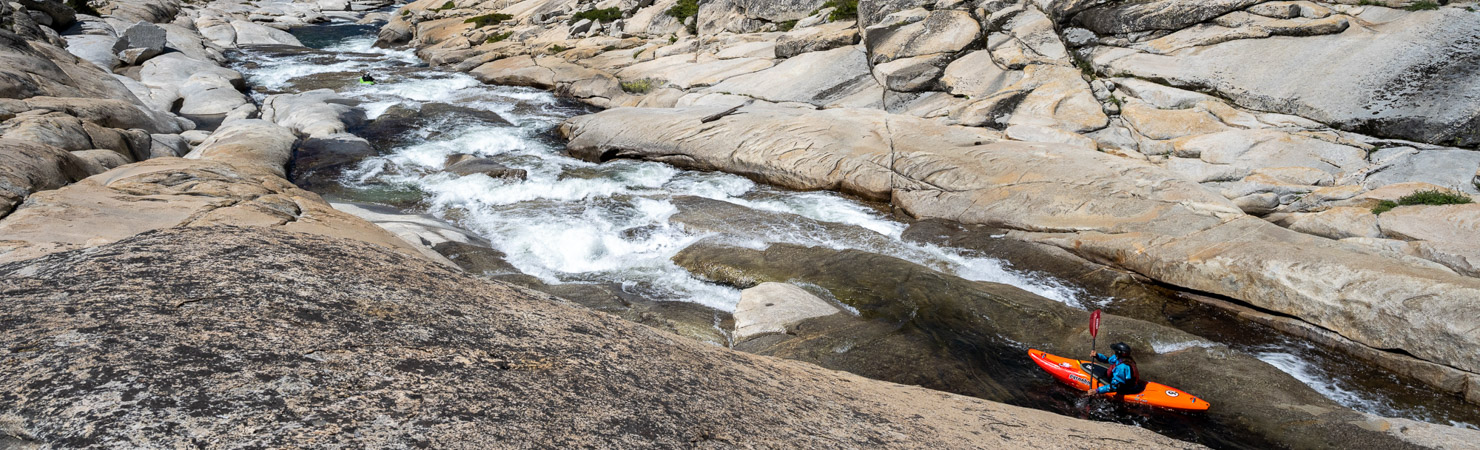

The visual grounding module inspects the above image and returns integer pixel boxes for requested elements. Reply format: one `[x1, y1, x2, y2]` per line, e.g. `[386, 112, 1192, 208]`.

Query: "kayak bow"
[1029, 349, 1210, 411]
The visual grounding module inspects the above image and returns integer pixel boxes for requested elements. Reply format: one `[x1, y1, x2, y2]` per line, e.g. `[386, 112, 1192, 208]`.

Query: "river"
[223, 19, 1479, 448]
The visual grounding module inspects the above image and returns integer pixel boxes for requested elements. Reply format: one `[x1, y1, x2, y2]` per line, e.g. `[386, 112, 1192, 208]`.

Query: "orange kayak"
[1029, 349, 1210, 411]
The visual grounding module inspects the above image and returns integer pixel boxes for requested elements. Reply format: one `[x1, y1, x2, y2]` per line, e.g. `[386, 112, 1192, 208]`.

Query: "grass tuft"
[433, 1, 455, 11]
[620, 78, 654, 94]
[1373, 189, 1473, 214]
[485, 31, 513, 44]
[1371, 200, 1397, 215]
[1405, 1, 1440, 11]
[1396, 189, 1473, 206]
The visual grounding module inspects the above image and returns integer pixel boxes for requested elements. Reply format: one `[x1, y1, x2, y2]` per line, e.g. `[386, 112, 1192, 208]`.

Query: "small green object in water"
[359, 77, 375, 85]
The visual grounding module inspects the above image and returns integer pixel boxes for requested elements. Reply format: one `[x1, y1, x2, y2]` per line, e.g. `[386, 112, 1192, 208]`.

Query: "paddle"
[1089, 309, 1101, 395]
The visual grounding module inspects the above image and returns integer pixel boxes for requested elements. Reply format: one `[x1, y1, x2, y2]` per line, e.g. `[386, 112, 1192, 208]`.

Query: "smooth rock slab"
[863, 10, 979, 64]
[734, 282, 842, 340]
[1092, 9, 1480, 147]
[707, 46, 881, 108]
[0, 139, 92, 217]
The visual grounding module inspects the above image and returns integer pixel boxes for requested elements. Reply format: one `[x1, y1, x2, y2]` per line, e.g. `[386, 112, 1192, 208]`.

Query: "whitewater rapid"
[241, 33, 1091, 312]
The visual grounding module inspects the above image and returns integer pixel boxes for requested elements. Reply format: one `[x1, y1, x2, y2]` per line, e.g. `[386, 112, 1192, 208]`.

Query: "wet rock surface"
[0, 226, 1199, 448]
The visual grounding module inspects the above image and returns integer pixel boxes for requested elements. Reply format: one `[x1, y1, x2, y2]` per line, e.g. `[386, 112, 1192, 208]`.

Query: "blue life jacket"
[1093, 353, 1140, 394]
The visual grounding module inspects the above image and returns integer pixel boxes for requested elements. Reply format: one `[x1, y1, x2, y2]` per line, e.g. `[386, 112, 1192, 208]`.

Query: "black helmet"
[1110, 342, 1132, 357]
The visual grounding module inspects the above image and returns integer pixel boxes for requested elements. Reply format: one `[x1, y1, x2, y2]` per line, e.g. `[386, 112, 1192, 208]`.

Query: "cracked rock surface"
[0, 226, 1197, 449]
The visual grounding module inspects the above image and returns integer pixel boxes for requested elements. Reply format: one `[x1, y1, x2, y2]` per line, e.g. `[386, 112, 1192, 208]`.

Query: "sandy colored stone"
[1288, 206, 1380, 239]
[734, 282, 842, 340]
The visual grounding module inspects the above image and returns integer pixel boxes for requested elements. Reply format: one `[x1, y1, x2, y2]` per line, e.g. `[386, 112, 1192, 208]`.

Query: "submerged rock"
[733, 282, 841, 341]
[443, 155, 528, 180]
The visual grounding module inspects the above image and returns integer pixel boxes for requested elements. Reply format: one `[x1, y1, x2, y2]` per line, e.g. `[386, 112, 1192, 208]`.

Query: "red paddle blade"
[1089, 310, 1101, 337]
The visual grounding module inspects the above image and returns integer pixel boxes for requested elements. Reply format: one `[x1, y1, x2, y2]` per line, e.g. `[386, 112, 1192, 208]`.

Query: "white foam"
[1256, 350, 1375, 409]
[1150, 340, 1218, 354]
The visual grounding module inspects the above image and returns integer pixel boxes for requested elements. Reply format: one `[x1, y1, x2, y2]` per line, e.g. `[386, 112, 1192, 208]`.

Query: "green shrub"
[485, 31, 513, 44]
[1075, 58, 1096, 78]
[666, 0, 699, 33]
[668, 35, 678, 43]
[1356, 0, 1382, 5]
[573, 7, 622, 22]
[778, 19, 797, 31]
[548, 44, 570, 53]
[1371, 200, 1397, 215]
[401, 9, 411, 16]
[464, 13, 513, 28]
[620, 78, 654, 94]
[1396, 189, 1473, 206]
[433, 1, 455, 11]
[666, 0, 698, 21]
[822, 0, 857, 21]
[1405, 1, 1440, 10]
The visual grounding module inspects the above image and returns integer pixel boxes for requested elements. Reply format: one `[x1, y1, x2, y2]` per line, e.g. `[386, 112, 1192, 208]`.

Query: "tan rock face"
[939, 50, 1022, 98]
[184, 119, 298, 179]
[0, 139, 94, 218]
[707, 45, 880, 108]
[862, 10, 979, 65]
[1287, 206, 1379, 239]
[1120, 100, 1230, 140]
[1377, 204, 1480, 277]
[775, 20, 859, 58]
[734, 282, 842, 341]
[615, 54, 775, 89]
[471, 55, 556, 88]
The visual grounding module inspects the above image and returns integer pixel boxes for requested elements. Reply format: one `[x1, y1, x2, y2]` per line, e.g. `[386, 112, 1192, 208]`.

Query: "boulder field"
[377, 0, 1480, 408]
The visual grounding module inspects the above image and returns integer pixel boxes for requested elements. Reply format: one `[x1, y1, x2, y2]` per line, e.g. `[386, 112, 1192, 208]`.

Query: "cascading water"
[241, 27, 1090, 313]
[226, 19, 1479, 448]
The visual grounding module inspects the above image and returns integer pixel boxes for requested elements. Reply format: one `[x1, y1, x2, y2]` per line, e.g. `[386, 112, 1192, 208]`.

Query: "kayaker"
[359, 73, 376, 85]
[1088, 342, 1141, 395]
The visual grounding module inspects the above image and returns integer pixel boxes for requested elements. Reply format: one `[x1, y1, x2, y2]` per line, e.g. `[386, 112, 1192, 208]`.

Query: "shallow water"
[222, 20, 1480, 447]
